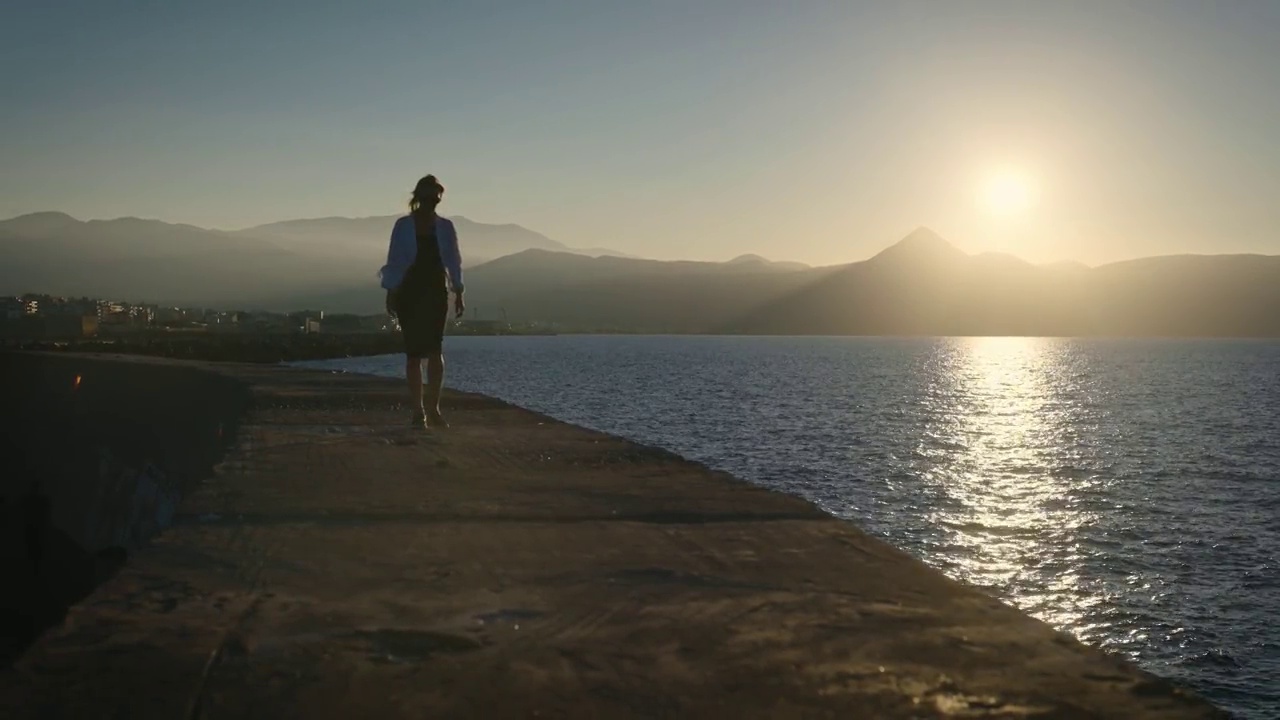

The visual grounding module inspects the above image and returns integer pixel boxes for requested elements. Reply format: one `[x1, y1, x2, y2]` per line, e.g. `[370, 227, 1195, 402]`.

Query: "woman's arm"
[378, 217, 412, 291]
[441, 219, 464, 293]
[441, 219, 466, 318]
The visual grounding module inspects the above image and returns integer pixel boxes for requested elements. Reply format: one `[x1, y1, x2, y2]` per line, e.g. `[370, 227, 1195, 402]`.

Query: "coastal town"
[1, 293, 387, 339]
[0, 293, 552, 362]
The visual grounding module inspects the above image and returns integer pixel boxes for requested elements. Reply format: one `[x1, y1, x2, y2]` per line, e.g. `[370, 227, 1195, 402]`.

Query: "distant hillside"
[727, 227, 1280, 337]
[727, 254, 811, 271]
[235, 214, 631, 266]
[474, 248, 815, 281]
[234, 214, 578, 266]
[272, 249, 837, 326]
[574, 247, 639, 259]
[0, 212, 361, 308]
[0, 211, 632, 308]
[459, 251, 836, 332]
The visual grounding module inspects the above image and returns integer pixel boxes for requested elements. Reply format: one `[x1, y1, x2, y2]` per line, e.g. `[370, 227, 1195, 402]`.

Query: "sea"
[298, 335, 1280, 717]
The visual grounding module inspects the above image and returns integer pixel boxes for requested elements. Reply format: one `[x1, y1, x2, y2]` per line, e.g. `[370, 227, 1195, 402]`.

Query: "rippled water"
[301, 336, 1280, 717]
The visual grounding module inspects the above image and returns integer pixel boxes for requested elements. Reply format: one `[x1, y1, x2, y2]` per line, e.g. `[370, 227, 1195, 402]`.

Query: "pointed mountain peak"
[898, 226, 954, 250]
[871, 226, 965, 264]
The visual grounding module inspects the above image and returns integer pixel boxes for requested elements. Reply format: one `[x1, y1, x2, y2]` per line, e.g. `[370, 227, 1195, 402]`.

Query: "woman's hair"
[409, 174, 445, 213]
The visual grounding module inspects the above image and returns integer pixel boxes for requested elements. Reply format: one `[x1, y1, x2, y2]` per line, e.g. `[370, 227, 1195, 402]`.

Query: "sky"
[3, 0, 1279, 266]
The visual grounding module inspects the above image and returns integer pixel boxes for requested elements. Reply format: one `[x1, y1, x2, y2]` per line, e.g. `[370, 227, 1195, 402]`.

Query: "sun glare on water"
[979, 167, 1037, 216]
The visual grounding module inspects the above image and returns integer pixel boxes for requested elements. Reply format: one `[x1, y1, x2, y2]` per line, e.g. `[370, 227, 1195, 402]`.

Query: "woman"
[379, 174, 465, 429]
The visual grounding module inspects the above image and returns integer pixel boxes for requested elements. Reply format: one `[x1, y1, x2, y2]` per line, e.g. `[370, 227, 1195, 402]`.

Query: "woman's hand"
[453, 291, 466, 319]
[385, 289, 398, 317]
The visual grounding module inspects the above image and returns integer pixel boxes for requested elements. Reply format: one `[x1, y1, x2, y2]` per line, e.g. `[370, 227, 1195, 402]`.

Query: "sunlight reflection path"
[928, 338, 1103, 631]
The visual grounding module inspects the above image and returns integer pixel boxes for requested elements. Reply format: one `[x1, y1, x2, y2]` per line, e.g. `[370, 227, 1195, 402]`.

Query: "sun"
[979, 167, 1037, 216]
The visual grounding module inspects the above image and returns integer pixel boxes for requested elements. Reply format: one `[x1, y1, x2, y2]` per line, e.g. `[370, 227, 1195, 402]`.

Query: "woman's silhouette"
[379, 175, 465, 429]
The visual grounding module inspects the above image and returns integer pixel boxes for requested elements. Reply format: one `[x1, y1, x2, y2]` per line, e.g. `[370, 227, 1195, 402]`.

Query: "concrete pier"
[0, 353, 1225, 718]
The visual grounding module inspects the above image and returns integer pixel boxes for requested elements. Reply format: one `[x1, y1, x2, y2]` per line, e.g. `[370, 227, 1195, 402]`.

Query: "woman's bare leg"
[405, 355, 424, 416]
[425, 352, 445, 417]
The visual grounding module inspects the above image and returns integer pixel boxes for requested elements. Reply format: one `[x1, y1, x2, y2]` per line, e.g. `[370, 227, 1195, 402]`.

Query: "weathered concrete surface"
[0, 355, 1225, 718]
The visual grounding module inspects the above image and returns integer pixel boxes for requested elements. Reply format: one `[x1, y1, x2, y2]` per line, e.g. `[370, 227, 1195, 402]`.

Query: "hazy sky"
[3, 1, 1279, 265]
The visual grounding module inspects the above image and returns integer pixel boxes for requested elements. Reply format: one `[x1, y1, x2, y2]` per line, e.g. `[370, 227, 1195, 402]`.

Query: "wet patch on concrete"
[473, 608, 545, 625]
[358, 628, 485, 664]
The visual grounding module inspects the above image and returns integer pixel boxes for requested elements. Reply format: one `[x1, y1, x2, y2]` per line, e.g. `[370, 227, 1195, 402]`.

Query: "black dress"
[397, 216, 449, 357]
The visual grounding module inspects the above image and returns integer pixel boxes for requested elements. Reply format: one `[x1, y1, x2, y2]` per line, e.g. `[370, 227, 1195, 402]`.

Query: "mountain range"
[0, 212, 635, 308]
[2, 212, 1278, 337]
[282, 248, 829, 331]
[727, 228, 1280, 337]
[232, 214, 636, 266]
